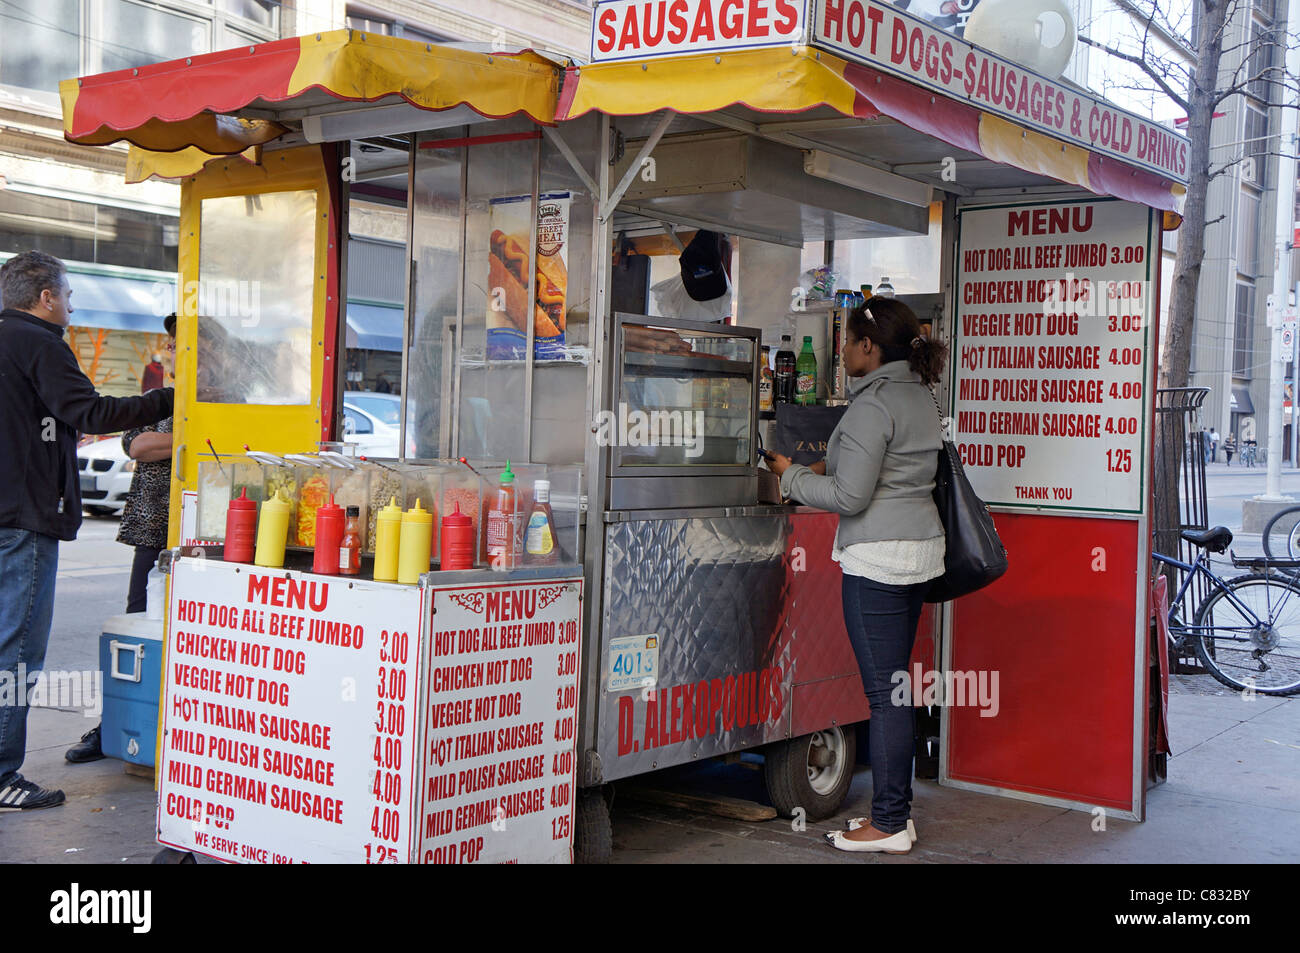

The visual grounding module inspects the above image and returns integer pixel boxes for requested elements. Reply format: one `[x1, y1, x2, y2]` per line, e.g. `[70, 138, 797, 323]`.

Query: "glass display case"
[607, 313, 760, 510]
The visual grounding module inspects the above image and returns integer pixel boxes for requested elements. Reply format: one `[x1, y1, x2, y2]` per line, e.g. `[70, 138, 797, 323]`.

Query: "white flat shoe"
[845, 817, 916, 843]
[824, 829, 913, 854]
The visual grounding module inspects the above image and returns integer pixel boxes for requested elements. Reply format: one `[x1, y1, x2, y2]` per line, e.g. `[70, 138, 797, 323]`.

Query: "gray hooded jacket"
[779, 360, 943, 544]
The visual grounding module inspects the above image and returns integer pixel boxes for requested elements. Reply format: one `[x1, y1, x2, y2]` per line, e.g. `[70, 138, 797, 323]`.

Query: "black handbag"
[925, 393, 1008, 603]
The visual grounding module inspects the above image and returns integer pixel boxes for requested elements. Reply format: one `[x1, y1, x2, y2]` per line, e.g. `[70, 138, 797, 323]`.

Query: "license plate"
[79, 475, 97, 493]
[607, 634, 659, 693]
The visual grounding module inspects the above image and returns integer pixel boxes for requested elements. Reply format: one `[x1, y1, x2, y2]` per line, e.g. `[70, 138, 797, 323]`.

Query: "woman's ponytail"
[908, 335, 949, 387]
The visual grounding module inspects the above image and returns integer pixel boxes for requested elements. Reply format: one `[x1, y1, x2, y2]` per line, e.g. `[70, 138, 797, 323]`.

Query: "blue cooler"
[100, 614, 165, 766]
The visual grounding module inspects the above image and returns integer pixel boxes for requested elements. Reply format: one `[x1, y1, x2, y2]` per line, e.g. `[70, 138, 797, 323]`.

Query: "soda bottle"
[860, 283, 873, 300]
[795, 336, 818, 405]
[775, 335, 796, 404]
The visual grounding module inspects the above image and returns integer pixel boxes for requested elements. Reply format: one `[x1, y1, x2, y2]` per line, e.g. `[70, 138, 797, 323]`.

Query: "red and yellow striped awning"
[61, 30, 561, 178]
[557, 48, 1185, 226]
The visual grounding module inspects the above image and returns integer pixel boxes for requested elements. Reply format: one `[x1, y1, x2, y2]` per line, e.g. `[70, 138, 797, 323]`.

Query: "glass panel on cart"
[455, 121, 539, 463]
[530, 116, 600, 466]
[407, 134, 465, 458]
[619, 322, 755, 467]
[196, 189, 316, 404]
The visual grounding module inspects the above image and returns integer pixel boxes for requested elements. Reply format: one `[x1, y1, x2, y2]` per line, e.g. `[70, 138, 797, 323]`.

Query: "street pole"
[1261, 5, 1300, 500]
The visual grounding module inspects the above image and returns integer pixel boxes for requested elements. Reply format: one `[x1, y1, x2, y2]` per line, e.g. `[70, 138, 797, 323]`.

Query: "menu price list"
[157, 561, 423, 864]
[953, 200, 1154, 512]
[418, 580, 582, 865]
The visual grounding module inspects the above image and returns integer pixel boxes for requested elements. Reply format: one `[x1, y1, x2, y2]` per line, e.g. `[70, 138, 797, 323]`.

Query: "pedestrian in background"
[66, 314, 176, 764]
[1224, 432, 1236, 466]
[0, 251, 172, 810]
[1208, 427, 1220, 464]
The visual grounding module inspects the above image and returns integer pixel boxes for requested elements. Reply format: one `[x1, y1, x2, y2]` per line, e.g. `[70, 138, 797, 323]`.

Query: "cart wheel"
[151, 847, 196, 864]
[764, 725, 856, 821]
[573, 788, 613, 864]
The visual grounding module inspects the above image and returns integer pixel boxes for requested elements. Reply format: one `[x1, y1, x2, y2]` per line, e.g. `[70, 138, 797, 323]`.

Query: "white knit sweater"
[833, 536, 946, 585]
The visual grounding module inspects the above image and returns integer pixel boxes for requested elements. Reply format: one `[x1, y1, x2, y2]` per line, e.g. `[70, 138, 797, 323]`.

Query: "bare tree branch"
[1077, 33, 1190, 111]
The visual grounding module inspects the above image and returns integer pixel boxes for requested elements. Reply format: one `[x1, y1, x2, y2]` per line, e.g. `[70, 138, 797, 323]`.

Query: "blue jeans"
[841, 573, 928, 836]
[0, 528, 59, 785]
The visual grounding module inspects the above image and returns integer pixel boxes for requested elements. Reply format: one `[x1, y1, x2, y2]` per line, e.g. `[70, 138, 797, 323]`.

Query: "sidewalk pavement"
[1, 676, 1294, 864]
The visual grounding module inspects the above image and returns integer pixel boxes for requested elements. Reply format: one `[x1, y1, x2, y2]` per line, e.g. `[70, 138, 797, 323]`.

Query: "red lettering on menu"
[1008, 206, 1094, 236]
[822, 0, 845, 41]
[246, 573, 328, 611]
[485, 588, 538, 623]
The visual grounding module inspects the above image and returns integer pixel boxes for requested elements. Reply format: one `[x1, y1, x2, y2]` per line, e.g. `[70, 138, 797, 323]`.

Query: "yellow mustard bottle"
[373, 496, 403, 583]
[254, 489, 291, 568]
[397, 498, 433, 585]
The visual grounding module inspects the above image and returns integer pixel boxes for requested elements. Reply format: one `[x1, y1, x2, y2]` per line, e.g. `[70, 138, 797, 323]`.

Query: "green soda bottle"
[795, 336, 818, 405]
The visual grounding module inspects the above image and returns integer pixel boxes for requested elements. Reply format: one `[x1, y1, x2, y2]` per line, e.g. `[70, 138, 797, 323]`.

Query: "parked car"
[343, 391, 414, 457]
[78, 436, 136, 516]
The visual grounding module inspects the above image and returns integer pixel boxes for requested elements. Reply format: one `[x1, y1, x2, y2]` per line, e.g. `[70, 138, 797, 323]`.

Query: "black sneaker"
[0, 775, 66, 811]
[66, 725, 104, 763]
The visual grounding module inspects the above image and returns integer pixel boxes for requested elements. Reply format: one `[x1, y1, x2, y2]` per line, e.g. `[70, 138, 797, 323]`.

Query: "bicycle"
[1153, 526, 1300, 695]
[1262, 504, 1300, 562]
[1241, 441, 1258, 467]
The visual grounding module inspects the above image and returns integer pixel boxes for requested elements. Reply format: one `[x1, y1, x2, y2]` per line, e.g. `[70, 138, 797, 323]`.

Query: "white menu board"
[417, 579, 582, 865]
[158, 560, 424, 863]
[952, 199, 1157, 513]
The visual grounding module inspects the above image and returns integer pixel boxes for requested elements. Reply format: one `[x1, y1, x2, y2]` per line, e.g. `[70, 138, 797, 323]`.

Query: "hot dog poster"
[486, 192, 571, 360]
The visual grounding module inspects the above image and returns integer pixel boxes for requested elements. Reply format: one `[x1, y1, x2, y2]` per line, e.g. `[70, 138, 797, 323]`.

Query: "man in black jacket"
[0, 251, 173, 811]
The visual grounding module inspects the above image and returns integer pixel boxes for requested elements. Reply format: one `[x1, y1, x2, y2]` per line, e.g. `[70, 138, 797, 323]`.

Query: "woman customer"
[766, 298, 947, 855]
[66, 314, 176, 764]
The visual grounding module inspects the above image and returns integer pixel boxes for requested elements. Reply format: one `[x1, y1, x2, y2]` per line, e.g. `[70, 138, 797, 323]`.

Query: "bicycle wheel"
[1261, 505, 1300, 561]
[1191, 572, 1300, 695]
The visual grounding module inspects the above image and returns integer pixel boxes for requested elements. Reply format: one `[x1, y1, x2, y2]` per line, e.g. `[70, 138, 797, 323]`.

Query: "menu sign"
[158, 560, 424, 863]
[417, 580, 582, 864]
[951, 199, 1156, 514]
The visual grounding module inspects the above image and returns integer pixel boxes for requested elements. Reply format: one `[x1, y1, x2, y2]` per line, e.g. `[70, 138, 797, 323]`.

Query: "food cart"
[60, 0, 1186, 863]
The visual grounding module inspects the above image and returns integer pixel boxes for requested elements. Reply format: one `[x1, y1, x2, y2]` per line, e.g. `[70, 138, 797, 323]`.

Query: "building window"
[1243, 105, 1268, 188]
[345, 9, 450, 42]
[1247, 21, 1276, 104]
[91, 0, 209, 74]
[216, 0, 278, 31]
[0, 190, 178, 272]
[0, 0, 80, 94]
[1237, 187, 1260, 276]
[1234, 283, 1255, 376]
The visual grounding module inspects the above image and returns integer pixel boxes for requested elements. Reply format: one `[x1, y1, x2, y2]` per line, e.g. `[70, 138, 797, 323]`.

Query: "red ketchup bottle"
[223, 487, 257, 563]
[312, 494, 345, 575]
[440, 502, 474, 571]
